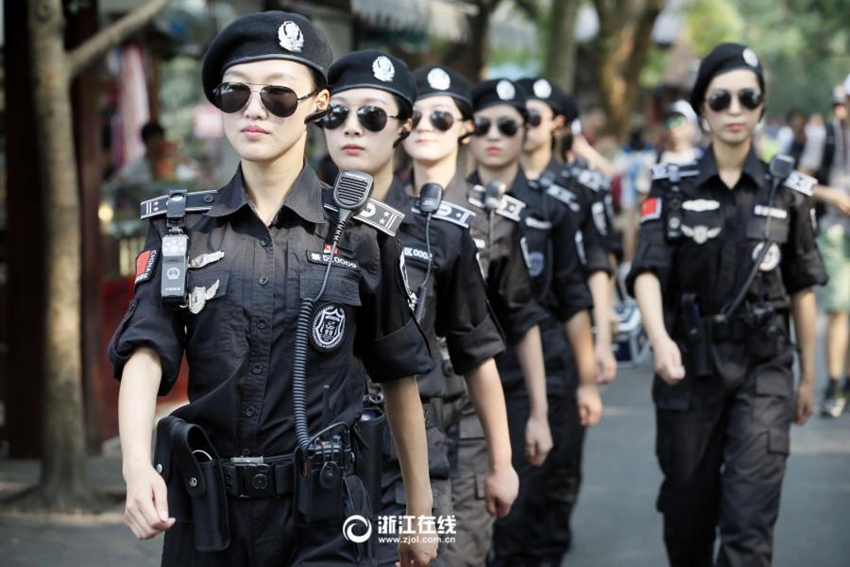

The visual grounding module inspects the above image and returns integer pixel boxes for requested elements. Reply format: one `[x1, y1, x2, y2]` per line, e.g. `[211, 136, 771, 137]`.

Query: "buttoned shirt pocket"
[183, 270, 234, 352]
[300, 269, 362, 364]
[745, 216, 790, 244]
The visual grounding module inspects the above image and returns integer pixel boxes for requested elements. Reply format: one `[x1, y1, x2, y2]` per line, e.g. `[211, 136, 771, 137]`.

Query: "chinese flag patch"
[641, 197, 662, 223]
[135, 249, 159, 287]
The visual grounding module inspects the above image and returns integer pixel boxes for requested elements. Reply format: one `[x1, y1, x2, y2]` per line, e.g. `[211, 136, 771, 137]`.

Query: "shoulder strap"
[651, 161, 700, 181]
[783, 170, 816, 197]
[496, 194, 526, 222]
[575, 169, 610, 193]
[413, 200, 476, 229]
[140, 189, 218, 219]
[324, 198, 404, 236]
[545, 183, 581, 211]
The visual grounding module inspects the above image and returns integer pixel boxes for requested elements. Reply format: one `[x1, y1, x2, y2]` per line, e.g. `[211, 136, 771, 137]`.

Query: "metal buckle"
[230, 456, 264, 464]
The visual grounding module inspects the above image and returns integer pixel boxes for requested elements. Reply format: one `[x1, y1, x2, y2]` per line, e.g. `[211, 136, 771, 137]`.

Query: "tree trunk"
[544, 0, 581, 92]
[26, 0, 99, 512]
[595, 0, 665, 142]
[444, 1, 492, 82]
[5, 0, 171, 513]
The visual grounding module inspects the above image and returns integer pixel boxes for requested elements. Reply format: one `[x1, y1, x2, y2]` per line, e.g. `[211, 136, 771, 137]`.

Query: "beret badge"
[278, 21, 304, 53]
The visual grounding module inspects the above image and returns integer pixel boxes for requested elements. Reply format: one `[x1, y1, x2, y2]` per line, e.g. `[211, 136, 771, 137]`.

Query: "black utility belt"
[221, 455, 294, 499]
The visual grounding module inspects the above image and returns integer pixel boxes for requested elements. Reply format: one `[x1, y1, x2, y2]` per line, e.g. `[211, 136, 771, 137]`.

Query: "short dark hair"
[786, 108, 807, 123]
[393, 94, 413, 121]
[309, 67, 328, 92]
[141, 121, 165, 144]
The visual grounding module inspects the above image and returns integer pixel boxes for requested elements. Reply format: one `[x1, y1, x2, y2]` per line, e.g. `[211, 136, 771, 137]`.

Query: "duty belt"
[222, 455, 294, 499]
[423, 398, 443, 429]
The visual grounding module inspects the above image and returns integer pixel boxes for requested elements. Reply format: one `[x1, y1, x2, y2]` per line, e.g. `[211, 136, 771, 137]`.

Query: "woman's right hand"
[123, 462, 175, 539]
[653, 335, 686, 385]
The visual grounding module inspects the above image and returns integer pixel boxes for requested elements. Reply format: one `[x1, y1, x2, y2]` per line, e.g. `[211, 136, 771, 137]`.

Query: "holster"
[353, 398, 386, 517]
[154, 416, 230, 552]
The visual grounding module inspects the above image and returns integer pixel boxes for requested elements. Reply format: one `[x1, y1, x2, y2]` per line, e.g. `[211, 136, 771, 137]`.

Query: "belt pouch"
[294, 440, 347, 527]
[354, 408, 386, 516]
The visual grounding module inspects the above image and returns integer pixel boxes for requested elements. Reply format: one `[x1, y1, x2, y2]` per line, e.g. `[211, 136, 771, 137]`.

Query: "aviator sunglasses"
[412, 109, 458, 132]
[706, 89, 764, 112]
[473, 116, 520, 137]
[320, 104, 401, 132]
[212, 82, 320, 118]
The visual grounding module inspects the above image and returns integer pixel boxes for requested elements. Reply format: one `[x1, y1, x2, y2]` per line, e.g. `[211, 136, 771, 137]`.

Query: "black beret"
[201, 11, 333, 105]
[412, 65, 472, 116]
[690, 43, 765, 115]
[471, 78, 528, 118]
[328, 50, 416, 110]
[516, 77, 570, 117]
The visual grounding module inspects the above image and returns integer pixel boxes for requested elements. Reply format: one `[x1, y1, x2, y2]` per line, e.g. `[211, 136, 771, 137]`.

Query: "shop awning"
[350, 0, 475, 42]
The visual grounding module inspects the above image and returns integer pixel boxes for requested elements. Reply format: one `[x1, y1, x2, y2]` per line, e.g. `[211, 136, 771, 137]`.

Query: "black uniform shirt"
[108, 164, 433, 458]
[553, 160, 616, 276]
[453, 171, 550, 346]
[487, 167, 593, 393]
[626, 148, 827, 331]
[384, 178, 505, 400]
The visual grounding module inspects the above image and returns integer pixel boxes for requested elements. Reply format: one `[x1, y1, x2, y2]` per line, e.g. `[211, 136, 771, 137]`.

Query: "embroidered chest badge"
[311, 304, 347, 351]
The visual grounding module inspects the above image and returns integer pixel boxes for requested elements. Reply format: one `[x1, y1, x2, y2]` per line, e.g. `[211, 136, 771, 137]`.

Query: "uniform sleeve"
[580, 187, 615, 276]
[488, 224, 549, 344]
[356, 233, 434, 383]
[625, 182, 675, 296]
[780, 190, 828, 294]
[107, 222, 185, 396]
[436, 230, 505, 375]
[550, 199, 594, 321]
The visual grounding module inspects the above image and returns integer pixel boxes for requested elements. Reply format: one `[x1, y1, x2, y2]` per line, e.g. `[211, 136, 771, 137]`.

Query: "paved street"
[2, 326, 850, 566]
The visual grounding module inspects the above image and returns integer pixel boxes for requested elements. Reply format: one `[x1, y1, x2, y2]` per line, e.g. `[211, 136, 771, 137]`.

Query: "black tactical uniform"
[109, 12, 432, 566]
[441, 171, 549, 566]
[626, 148, 826, 566]
[365, 177, 505, 567]
[486, 160, 594, 565]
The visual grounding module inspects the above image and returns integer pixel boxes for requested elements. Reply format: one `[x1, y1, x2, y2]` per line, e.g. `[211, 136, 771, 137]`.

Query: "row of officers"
[109, 11, 827, 567]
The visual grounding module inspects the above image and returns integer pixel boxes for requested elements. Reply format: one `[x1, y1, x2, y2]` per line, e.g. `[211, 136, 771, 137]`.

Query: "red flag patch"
[641, 197, 662, 223]
[135, 249, 158, 287]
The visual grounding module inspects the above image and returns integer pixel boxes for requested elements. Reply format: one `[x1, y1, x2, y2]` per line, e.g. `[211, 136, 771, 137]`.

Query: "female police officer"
[628, 43, 826, 566]
[321, 51, 517, 566]
[109, 12, 436, 566]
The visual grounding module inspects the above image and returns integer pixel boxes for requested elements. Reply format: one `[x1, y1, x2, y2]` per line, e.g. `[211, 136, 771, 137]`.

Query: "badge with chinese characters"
[311, 304, 347, 351]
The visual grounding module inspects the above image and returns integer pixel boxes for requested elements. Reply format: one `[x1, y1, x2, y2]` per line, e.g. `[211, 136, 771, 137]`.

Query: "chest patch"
[306, 250, 359, 271]
[753, 205, 788, 220]
[682, 199, 720, 212]
[403, 246, 433, 263]
[188, 279, 220, 315]
[311, 304, 347, 351]
[753, 242, 782, 272]
[682, 224, 721, 244]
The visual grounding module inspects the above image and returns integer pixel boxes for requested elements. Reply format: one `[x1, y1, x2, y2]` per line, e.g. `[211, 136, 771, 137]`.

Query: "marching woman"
[110, 13, 436, 566]
[322, 51, 517, 566]
[628, 43, 826, 566]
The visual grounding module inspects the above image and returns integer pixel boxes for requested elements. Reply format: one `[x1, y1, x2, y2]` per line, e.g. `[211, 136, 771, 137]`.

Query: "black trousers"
[161, 493, 374, 566]
[655, 343, 794, 567]
[489, 381, 584, 567]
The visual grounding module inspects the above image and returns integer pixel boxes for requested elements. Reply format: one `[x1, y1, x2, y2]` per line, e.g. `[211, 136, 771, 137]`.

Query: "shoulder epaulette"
[139, 189, 218, 219]
[784, 170, 816, 197]
[545, 183, 581, 212]
[413, 200, 476, 229]
[324, 198, 404, 236]
[575, 169, 610, 193]
[651, 162, 700, 181]
[496, 194, 526, 223]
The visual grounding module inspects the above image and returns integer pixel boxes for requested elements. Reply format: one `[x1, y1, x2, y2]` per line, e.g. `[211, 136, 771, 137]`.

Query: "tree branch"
[67, 0, 172, 78]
